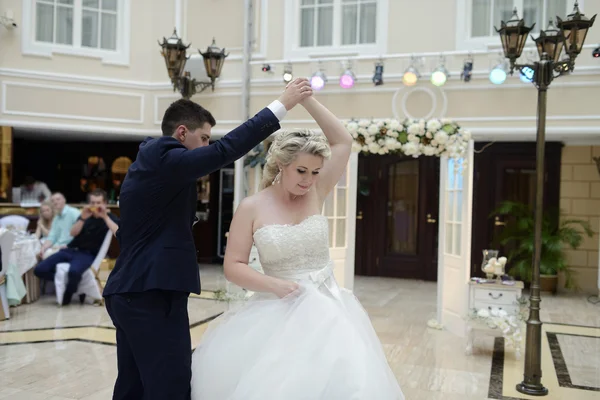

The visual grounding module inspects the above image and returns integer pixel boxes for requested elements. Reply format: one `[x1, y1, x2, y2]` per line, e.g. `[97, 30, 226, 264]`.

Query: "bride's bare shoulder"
[237, 188, 274, 213]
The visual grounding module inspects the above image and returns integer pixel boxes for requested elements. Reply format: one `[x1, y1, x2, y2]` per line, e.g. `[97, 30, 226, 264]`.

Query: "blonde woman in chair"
[35, 200, 54, 240]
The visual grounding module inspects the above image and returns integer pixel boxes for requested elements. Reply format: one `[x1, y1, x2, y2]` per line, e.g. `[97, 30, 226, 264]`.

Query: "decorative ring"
[391, 85, 448, 120]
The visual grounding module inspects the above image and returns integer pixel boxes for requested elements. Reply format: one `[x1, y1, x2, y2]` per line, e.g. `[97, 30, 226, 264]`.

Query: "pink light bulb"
[339, 74, 355, 89]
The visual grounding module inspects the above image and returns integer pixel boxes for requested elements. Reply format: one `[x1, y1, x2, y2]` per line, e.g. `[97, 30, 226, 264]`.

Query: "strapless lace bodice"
[253, 214, 331, 280]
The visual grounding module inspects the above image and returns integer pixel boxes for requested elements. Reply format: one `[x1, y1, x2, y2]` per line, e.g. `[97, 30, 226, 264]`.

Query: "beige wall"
[559, 146, 600, 294]
[0, 0, 598, 141]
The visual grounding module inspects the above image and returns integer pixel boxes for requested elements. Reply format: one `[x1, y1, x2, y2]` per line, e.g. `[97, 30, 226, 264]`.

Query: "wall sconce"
[159, 29, 228, 99]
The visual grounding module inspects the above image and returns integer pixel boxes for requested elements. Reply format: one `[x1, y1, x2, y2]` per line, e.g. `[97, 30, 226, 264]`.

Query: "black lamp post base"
[516, 382, 549, 396]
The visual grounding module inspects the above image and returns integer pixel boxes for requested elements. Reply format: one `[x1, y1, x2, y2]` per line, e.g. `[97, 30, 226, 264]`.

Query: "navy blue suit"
[104, 106, 282, 400]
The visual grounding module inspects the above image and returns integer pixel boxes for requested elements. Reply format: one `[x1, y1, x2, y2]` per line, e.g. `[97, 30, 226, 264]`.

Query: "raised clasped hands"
[278, 78, 313, 111]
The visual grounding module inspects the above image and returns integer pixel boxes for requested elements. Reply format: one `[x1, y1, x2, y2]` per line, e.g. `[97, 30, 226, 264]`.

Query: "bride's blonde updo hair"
[261, 129, 331, 189]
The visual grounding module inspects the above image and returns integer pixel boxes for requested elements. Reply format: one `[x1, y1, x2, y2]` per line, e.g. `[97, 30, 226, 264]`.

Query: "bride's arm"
[223, 197, 298, 297]
[300, 97, 352, 201]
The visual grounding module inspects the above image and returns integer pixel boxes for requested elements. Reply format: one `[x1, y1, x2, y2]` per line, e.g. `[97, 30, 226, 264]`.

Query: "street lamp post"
[495, 2, 595, 396]
[159, 29, 229, 99]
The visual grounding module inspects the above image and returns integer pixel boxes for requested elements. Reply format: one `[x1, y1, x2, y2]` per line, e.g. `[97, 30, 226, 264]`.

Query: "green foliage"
[490, 201, 594, 288]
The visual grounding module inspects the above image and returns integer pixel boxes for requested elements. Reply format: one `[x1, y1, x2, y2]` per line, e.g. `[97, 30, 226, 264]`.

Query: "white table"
[5, 234, 41, 306]
[14, 235, 42, 276]
[466, 280, 524, 358]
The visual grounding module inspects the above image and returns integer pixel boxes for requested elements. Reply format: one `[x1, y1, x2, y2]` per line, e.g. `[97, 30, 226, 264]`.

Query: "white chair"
[0, 215, 30, 232]
[54, 231, 113, 305]
[0, 230, 16, 319]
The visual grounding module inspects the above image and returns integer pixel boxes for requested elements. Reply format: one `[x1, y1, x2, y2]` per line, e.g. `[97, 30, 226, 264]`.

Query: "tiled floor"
[556, 334, 600, 388]
[0, 264, 598, 399]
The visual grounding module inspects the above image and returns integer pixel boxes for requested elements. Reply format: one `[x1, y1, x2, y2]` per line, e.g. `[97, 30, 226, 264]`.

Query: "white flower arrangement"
[483, 256, 508, 278]
[468, 298, 528, 350]
[344, 118, 471, 161]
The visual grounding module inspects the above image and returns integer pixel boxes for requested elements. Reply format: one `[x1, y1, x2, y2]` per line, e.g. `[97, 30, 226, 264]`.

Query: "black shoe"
[61, 292, 73, 306]
[79, 294, 86, 304]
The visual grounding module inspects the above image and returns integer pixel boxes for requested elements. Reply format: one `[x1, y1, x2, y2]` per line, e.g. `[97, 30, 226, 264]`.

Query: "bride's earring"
[272, 169, 282, 185]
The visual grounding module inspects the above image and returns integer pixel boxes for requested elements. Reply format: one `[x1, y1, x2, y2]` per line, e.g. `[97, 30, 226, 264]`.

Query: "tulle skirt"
[190, 273, 404, 400]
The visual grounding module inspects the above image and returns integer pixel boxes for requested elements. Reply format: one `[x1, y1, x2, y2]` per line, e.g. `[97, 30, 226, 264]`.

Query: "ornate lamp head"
[199, 38, 229, 86]
[534, 20, 566, 62]
[557, 1, 596, 62]
[158, 29, 190, 86]
[496, 8, 535, 70]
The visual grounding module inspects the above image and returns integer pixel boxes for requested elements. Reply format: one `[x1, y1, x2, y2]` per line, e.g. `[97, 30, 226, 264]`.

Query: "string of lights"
[256, 44, 599, 90]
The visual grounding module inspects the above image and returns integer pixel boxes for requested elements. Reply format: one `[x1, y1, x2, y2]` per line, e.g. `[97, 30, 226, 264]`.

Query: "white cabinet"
[466, 281, 524, 358]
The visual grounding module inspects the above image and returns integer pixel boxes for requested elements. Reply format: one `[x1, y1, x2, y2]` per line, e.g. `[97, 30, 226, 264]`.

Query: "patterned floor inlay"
[0, 313, 221, 349]
[547, 332, 600, 391]
[495, 323, 600, 400]
[0, 287, 224, 350]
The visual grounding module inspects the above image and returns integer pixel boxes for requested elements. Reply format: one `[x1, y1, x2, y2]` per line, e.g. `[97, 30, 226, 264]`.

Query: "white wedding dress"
[191, 214, 404, 399]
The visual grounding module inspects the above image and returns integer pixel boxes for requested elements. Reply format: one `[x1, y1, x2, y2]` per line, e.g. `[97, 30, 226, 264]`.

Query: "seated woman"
[35, 200, 54, 240]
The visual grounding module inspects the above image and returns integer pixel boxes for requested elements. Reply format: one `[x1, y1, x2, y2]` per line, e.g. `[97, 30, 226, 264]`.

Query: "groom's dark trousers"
[103, 103, 285, 400]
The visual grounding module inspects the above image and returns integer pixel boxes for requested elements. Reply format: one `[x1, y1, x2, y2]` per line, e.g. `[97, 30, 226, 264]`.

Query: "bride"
[191, 95, 404, 399]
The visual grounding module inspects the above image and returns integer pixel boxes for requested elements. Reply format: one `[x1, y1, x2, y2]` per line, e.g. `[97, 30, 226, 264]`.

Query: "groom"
[103, 78, 313, 399]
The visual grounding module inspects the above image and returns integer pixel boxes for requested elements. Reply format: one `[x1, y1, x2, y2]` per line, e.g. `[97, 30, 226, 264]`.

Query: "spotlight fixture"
[593, 46, 600, 58]
[372, 62, 384, 86]
[431, 67, 449, 86]
[461, 57, 473, 82]
[519, 65, 535, 82]
[339, 61, 356, 89]
[282, 63, 293, 83]
[402, 67, 419, 86]
[310, 70, 327, 91]
[430, 56, 449, 87]
[261, 64, 271, 72]
[489, 63, 508, 84]
[403, 56, 420, 86]
[339, 70, 355, 88]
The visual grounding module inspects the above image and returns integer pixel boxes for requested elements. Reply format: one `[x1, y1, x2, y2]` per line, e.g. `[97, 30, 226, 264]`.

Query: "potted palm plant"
[491, 201, 594, 293]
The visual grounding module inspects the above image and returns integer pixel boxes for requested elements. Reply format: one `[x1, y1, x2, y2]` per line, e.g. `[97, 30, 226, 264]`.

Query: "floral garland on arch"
[243, 118, 472, 168]
[343, 118, 471, 160]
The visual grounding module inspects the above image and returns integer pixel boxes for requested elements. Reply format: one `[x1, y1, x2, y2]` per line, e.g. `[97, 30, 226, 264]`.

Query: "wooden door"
[355, 153, 439, 280]
[470, 142, 562, 277]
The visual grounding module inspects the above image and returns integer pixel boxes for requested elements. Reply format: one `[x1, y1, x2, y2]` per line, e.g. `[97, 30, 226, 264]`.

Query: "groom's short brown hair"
[161, 99, 216, 136]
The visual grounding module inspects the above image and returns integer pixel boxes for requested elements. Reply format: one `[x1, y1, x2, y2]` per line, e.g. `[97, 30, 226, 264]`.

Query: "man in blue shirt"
[38, 192, 80, 259]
